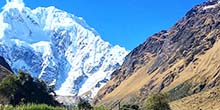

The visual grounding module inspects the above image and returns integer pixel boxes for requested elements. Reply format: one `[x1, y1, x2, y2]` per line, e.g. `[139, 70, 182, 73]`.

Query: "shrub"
[143, 93, 170, 110]
[0, 71, 59, 106]
[121, 104, 139, 110]
[0, 74, 20, 105]
[77, 99, 93, 110]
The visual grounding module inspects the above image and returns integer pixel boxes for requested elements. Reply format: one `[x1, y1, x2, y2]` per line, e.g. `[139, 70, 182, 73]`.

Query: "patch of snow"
[203, 2, 220, 10]
[31, 41, 51, 55]
[203, 5, 216, 10]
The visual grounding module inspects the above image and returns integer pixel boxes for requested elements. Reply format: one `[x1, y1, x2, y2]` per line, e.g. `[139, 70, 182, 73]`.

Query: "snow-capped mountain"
[0, 0, 128, 98]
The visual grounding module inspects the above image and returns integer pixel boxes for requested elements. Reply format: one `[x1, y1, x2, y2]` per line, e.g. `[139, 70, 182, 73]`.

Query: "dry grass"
[97, 40, 220, 109]
[170, 87, 220, 110]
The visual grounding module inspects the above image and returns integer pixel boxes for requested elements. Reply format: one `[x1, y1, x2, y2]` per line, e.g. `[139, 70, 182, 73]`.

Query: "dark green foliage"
[0, 104, 65, 110]
[144, 93, 170, 110]
[0, 75, 19, 104]
[0, 71, 59, 106]
[77, 99, 93, 110]
[121, 104, 139, 110]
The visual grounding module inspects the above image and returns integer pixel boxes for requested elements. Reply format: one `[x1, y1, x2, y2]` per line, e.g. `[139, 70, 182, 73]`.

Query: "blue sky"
[0, 0, 207, 50]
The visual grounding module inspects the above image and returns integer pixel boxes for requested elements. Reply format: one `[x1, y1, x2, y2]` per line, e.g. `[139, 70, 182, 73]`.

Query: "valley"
[1, 0, 220, 110]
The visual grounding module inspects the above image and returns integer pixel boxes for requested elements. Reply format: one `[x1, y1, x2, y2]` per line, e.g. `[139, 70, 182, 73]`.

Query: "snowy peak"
[0, 5, 49, 43]
[6, 0, 24, 3]
[0, 1, 128, 98]
[6, 0, 24, 5]
[4, 0, 24, 11]
[32, 6, 99, 36]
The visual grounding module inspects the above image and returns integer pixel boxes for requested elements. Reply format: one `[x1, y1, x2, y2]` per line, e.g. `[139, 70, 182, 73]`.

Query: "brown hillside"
[93, 0, 220, 106]
[170, 87, 220, 110]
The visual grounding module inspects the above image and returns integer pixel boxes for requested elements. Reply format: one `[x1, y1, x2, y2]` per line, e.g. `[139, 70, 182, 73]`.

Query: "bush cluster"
[0, 71, 59, 106]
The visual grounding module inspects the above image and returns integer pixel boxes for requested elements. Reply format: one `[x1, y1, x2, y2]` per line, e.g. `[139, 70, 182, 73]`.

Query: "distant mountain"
[0, 0, 128, 98]
[94, 0, 220, 106]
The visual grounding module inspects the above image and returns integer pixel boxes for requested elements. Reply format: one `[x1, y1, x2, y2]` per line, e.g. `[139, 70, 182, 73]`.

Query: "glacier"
[0, 0, 128, 98]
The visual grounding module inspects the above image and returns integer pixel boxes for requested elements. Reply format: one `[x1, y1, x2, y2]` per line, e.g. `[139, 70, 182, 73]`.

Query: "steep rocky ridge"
[0, 56, 13, 73]
[94, 0, 220, 106]
[0, 56, 13, 81]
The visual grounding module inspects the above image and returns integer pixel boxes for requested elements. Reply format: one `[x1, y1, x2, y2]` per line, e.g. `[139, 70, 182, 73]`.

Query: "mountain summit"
[0, 0, 128, 98]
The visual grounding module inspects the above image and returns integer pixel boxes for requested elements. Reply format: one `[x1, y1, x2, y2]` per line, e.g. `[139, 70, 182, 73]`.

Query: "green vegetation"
[143, 93, 170, 110]
[72, 105, 102, 110]
[77, 99, 93, 110]
[0, 70, 59, 106]
[93, 105, 107, 110]
[0, 104, 65, 110]
[121, 104, 139, 110]
[0, 103, 106, 110]
[0, 69, 175, 110]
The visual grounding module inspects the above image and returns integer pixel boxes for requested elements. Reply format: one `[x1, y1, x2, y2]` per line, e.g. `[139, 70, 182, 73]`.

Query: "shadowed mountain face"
[0, 56, 13, 73]
[94, 0, 220, 106]
[0, 56, 13, 81]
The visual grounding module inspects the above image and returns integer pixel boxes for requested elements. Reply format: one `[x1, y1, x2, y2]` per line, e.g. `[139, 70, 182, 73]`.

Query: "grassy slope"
[170, 87, 220, 110]
[0, 104, 66, 110]
[98, 40, 220, 107]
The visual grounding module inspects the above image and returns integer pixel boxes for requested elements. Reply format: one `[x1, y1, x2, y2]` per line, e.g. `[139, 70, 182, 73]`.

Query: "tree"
[0, 74, 19, 105]
[121, 104, 139, 110]
[78, 99, 93, 110]
[144, 93, 170, 110]
[0, 71, 59, 106]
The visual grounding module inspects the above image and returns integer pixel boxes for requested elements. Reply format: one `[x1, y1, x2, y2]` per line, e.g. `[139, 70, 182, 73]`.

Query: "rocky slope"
[0, 0, 128, 98]
[94, 0, 220, 106]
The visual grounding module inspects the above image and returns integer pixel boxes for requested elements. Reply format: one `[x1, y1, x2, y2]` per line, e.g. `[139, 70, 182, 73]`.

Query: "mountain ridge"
[0, 56, 13, 81]
[93, 0, 220, 106]
[0, 0, 128, 98]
